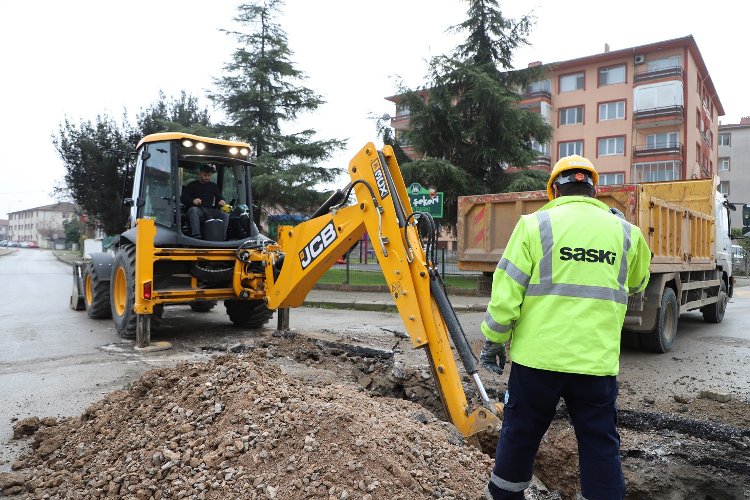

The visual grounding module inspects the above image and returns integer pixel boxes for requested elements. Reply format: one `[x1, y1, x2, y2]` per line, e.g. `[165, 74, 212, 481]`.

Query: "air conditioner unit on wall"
[634, 54, 646, 65]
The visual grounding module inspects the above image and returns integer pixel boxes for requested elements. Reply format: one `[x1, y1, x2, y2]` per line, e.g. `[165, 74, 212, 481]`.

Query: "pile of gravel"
[7, 349, 493, 499]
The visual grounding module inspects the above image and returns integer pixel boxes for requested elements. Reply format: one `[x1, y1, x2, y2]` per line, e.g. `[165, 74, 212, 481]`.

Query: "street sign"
[407, 183, 444, 218]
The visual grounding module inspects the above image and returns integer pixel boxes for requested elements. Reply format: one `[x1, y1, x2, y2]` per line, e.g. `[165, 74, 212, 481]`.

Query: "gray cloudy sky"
[1, 0, 745, 219]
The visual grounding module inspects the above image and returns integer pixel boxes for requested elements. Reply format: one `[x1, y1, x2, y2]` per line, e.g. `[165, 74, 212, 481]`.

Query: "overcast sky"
[1, 0, 746, 219]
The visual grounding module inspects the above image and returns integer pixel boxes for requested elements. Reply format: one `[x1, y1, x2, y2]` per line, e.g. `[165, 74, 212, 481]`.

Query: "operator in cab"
[480, 155, 651, 500]
[181, 163, 229, 240]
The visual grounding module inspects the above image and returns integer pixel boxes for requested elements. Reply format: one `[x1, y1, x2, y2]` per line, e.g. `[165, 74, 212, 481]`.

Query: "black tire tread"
[641, 287, 678, 353]
[225, 299, 273, 328]
[111, 245, 163, 339]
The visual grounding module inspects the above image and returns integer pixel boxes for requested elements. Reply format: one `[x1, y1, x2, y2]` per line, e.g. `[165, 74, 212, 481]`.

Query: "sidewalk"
[303, 288, 487, 313]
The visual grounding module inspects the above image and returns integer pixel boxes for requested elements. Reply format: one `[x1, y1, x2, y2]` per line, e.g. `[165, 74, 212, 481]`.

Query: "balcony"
[531, 154, 551, 167]
[633, 105, 684, 129]
[632, 143, 683, 159]
[634, 66, 684, 84]
[521, 89, 552, 101]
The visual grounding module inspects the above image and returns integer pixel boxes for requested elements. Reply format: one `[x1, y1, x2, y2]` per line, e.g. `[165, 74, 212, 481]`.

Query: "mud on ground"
[3, 332, 750, 499]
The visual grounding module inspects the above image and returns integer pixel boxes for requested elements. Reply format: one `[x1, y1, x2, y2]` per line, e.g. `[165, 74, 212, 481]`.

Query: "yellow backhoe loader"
[71, 133, 500, 437]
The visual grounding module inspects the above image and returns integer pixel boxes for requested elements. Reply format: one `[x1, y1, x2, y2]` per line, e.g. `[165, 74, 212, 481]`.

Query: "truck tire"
[702, 279, 727, 324]
[83, 262, 112, 319]
[189, 300, 217, 313]
[225, 299, 273, 328]
[641, 287, 678, 353]
[70, 268, 85, 311]
[111, 245, 163, 339]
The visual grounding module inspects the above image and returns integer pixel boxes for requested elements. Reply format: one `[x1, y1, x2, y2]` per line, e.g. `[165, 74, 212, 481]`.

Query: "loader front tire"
[225, 299, 273, 329]
[83, 262, 112, 319]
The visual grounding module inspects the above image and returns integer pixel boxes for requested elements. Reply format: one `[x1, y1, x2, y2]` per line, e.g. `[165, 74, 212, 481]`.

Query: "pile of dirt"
[6, 348, 495, 499]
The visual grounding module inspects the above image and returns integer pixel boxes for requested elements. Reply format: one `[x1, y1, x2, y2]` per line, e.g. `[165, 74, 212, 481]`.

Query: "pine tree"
[210, 0, 345, 225]
[394, 0, 552, 227]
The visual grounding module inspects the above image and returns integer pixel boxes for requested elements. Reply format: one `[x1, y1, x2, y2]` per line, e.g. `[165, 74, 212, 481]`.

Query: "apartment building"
[7, 202, 78, 248]
[717, 120, 750, 229]
[387, 35, 723, 186]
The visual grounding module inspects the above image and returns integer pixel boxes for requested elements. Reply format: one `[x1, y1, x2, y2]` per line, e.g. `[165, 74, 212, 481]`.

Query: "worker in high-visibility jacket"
[481, 155, 651, 500]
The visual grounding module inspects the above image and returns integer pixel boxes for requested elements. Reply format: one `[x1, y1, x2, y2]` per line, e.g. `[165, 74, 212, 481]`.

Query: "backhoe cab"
[72, 133, 501, 437]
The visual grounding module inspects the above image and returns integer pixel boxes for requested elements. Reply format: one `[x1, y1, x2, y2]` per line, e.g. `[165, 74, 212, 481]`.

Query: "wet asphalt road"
[1, 248, 748, 470]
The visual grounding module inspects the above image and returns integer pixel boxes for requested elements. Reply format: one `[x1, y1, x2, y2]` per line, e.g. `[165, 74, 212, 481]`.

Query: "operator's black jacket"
[180, 180, 224, 208]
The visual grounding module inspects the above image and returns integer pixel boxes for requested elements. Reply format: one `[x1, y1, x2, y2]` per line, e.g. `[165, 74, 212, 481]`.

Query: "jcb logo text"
[300, 222, 338, 269]
[559, 246, 616, 265]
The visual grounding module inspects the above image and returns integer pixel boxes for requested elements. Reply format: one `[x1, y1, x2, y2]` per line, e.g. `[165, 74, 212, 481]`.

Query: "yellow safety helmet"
[546, 155, 599, 200]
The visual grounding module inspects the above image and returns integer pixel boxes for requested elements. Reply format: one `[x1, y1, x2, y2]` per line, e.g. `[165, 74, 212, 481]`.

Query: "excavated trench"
[259, 335, 750, 499]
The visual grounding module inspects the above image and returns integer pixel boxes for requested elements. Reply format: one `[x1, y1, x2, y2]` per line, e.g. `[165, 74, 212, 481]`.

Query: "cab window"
[140, 141, 174, 227]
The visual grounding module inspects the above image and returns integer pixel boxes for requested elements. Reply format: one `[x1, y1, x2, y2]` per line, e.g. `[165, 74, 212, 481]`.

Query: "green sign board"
[407, 182, 444, 218]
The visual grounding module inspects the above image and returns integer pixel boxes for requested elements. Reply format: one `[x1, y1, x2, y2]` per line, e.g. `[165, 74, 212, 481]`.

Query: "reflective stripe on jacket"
[480, 196, 651, 376]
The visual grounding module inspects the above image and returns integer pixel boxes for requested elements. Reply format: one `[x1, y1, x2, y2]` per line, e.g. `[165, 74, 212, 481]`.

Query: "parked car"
[19, 242, 30, 248]
[6, 241, 18, 247]
[0, 240, 8, 247]
[27, 241, 39, 248]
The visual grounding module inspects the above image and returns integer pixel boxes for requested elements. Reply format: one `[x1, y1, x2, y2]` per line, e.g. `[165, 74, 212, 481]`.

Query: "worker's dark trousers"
[487, 363, 624, 500]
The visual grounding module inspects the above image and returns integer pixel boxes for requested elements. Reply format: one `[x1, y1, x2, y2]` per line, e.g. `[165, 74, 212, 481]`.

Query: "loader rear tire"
[225, 299, 273, 329]
[83, 262, 112, 319]
[189, 300, 217, 313]
[111, 245, 163, 339]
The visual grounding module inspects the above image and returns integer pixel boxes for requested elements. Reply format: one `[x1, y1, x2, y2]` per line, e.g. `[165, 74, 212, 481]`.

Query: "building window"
[718, 181, 730, 195]
[599, 173, 625, 185]
[599, 64, 626, 85]
[632, 161, 681, 182]
[559, 140, 583, 158]
[599, 101, 625, 121]
[559, 106, 583, 125]
[718, 157, 730, 171]
[560, 72, 584, 92]
[646, 132, 679, 148]
[395, 104, 410, 117]
[530, 140, 550, 155]
[718, 133, 731, 146]
[647, 56, 680, 72]
[598, 136, 625, 156]
[527, 79, 550, 93]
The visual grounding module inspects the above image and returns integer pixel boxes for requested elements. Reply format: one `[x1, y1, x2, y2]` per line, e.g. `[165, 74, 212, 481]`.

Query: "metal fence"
[318, 240, 482, 289]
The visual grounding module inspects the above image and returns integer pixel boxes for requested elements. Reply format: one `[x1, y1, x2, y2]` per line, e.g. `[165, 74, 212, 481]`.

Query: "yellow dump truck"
[457, 178, 735, 353]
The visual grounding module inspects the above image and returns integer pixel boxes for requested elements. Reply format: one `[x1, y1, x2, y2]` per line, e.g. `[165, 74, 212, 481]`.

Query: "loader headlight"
[195, 142, 206, 151]
[182, 140, 193, 147]
[229, 147, 239, 155]
[240, 148, 249, 156]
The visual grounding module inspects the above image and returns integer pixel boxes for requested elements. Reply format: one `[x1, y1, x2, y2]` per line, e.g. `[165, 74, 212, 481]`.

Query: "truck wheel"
[642, 287, 678, 353]
[70, 268, 85, 311]
[189, 300, 217, 313]
[225, 299, 273, 328]
[83, 262, 112, 319]
[702, 279, 727, 324]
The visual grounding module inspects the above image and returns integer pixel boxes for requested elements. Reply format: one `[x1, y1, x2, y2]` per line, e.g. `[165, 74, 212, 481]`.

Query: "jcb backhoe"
[72, 133, 500, 437]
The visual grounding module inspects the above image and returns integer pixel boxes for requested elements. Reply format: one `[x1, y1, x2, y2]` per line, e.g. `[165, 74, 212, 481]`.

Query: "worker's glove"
[480, 340, 506, 375]
[609, 207, 625, 220]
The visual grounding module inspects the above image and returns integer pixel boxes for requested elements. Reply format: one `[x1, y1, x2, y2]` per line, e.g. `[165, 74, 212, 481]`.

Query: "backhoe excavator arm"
[263, 143, 501, 437]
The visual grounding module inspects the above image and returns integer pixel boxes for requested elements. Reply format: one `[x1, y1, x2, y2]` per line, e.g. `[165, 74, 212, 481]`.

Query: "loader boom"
[263, 144, 500, 436]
